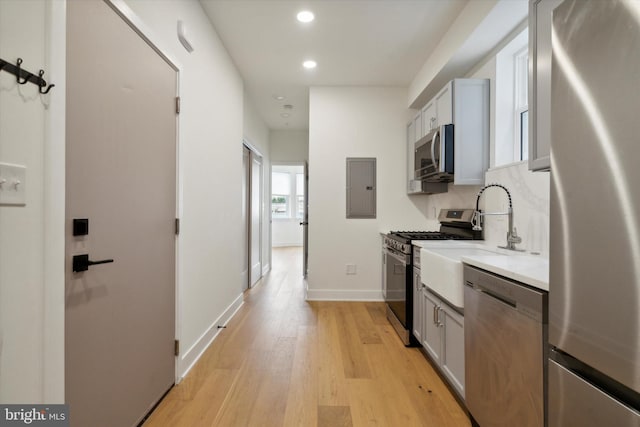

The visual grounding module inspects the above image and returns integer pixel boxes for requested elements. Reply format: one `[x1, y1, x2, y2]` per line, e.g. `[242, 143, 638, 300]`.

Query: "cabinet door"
[441, 306, 465, 398]
[407, 120, 415, 146]
[452, 79, 490, 185]
[412, 268, 422, 343]
[423, 290, 442, 365]
[422, 101, 436, 134]
[529, 0, 562, 171]
[435, 82, 453, 126]
[406, 122, 418, 193]
[381, 248, 386, 299]
[413, 112, 422, 143]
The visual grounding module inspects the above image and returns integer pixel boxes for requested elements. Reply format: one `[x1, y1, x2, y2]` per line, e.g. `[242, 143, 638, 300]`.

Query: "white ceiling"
[200, 0, 468, 130]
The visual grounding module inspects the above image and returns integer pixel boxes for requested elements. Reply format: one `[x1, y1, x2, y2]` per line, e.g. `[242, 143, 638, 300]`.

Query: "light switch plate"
[0, 163, 27, 206]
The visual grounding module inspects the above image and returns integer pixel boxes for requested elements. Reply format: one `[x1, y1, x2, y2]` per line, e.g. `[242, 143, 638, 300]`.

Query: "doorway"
[65, 1, 178, 425]
[271, 164, 304, 247]
[270, 163, 308, 277]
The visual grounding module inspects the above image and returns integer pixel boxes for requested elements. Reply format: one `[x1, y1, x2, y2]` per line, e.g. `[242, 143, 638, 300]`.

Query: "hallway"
[143, 247, 470, 427]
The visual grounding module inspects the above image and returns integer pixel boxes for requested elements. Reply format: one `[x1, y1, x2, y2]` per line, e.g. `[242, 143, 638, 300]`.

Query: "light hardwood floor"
[143, 247, 471, 427]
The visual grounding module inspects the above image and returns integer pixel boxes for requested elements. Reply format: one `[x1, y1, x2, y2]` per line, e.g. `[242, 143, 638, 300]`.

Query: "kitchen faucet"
[472, 183, 524, 251]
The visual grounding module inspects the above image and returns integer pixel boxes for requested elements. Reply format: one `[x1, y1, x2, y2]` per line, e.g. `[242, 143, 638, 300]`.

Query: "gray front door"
[65, 1, 177, 426]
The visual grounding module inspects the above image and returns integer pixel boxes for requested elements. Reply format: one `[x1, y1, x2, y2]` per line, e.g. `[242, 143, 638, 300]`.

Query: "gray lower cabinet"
[412, 267, 423, 344]
[422, 289, 465, 399]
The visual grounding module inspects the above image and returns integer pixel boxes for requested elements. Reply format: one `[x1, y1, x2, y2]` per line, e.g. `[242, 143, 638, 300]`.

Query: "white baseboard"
[305, 288, 384, 302]
[177, 293, 244, 380]
[262, 263, 270, 275]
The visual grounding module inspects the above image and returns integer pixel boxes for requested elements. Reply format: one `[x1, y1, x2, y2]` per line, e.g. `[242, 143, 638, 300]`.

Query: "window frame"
[513, 46, 529, 161]
[271, 194, 290, 219]
[271, 167, 305, 220]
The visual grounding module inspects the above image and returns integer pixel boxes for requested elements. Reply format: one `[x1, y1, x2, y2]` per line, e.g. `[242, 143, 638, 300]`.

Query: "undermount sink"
[420, 246, 506, 309]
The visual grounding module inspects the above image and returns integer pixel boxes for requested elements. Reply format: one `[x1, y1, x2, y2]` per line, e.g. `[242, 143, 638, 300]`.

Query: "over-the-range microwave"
[414, 124, 454, 183]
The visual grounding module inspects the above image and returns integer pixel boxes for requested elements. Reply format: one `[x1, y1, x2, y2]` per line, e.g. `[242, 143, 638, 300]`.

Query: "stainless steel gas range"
[383, 209, 480, 346]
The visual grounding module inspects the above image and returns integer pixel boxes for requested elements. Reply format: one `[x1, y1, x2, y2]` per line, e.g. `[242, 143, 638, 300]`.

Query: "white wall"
[122, 0, 246, 377]
[272, 220, 303, 247]
[308, 87, 435, 300]
[0, 0, 66, 403]
[0, 0, 47, 403]
[270, 130, 309, 163]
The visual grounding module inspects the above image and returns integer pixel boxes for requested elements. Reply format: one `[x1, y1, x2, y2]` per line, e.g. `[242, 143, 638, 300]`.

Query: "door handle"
[299, 222, 308, 226]
[73, 254, 114, 272]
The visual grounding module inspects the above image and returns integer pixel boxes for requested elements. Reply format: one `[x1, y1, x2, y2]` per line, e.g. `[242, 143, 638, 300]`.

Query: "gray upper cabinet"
[406, 78, 490, 192]
[413, 112, 422, 143]
[449, 79, 490, 185]
[346, 157, 376, 218]
[421, 100, 436, 135]
[529, 0, 563, 171]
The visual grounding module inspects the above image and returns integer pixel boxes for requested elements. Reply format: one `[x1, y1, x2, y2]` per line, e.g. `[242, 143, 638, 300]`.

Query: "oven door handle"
[385, 248, 409, 265]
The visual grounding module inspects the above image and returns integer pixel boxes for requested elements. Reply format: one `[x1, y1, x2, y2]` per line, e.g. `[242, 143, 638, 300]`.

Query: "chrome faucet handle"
[508, 227, 523, 244]
[472, 210, 483, 231]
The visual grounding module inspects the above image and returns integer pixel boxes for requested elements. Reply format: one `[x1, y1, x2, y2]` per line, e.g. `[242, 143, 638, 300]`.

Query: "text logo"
[0, 405, 68, 427]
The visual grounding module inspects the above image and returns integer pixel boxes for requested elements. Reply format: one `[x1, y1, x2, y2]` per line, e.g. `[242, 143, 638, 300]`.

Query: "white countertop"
[414, 240, 549, 292]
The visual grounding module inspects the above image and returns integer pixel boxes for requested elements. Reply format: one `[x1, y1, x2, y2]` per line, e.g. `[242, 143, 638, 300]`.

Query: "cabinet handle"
[433, 305, 438, 325]
[437, 306, 444, 327]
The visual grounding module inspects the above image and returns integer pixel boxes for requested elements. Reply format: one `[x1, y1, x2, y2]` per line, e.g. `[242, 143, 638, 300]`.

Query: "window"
[296, 173, 305, 218]
[494, 28, 528, 167]
[271, 172, 290, 219]
[271, 166, 305, 219]
[514, 47, 529, 161]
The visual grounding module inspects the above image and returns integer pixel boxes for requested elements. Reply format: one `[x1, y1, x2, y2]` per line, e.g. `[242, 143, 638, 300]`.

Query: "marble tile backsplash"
[410, 161, 550, 257]
[481, 161, 550, 257]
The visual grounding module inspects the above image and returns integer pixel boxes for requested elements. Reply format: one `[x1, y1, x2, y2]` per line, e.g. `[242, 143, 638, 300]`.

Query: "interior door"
[302, 162, 309, 277]
[66, 1, 176, 426]
[250, 152, 262, 286]
[241, 146, 250, 290]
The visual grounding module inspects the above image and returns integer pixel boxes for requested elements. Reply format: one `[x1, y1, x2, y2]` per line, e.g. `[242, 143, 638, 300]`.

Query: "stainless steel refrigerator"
[549, 0, 640, 425]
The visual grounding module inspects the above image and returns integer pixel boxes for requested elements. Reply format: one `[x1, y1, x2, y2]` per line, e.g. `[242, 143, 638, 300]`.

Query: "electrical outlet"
[346, 264, 357, 275]
[0, 163, 26, 206]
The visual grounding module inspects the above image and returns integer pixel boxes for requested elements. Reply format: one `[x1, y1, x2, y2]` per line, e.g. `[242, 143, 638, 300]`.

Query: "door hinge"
[174, 339, 180, 356]
[175, 218, 180, 235]
[175, 96, 180, 114]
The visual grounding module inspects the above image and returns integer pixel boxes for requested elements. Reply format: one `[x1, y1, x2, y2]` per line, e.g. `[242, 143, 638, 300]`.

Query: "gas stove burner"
[389, 231, 469, 240]
[393, 231, 451, 240]
[385, 208, 482, 251]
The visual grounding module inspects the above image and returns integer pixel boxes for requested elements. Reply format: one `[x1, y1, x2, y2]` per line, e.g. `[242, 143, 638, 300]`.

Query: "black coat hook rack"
[0, 57, 55, 94]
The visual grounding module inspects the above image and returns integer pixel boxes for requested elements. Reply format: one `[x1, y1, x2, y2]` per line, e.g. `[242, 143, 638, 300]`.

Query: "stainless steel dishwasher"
[463, 265, 548, 427]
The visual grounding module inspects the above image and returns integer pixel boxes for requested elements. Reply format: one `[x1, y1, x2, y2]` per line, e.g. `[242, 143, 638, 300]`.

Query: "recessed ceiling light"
[297, 11, 315, 23]
[281, 113, 291, 118]
[272, 94, 286, 101]
[303, 60, 317, 69]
